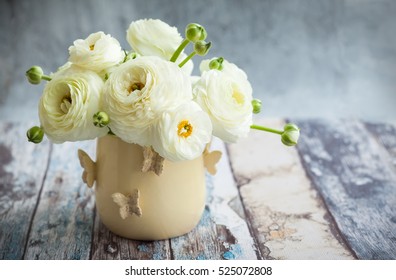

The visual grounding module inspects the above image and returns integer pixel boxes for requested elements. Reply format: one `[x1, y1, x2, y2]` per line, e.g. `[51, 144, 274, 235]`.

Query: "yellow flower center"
[177, 120, 193, 138]
[89, 44, 95, 51]
[232, 90, 245, 105]
[60, 94, 72, 114]
[127, 82, 145, 95]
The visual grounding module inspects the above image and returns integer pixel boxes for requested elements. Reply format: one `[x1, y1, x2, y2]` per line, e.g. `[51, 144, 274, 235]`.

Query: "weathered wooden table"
[1, 119, 395, 260]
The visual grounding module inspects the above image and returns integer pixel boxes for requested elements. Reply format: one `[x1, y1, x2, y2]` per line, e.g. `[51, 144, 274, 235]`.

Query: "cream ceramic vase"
[78, 135, 221, 240]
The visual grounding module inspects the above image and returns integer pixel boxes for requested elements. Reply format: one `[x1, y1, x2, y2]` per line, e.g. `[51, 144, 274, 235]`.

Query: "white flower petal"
[194, 59, 253, 143]
[39, 69, 107, 143]
[152, 102, 212, 162]
[102, 56, 192, 146]
[69, 31, 124, 72]
[127, 19, 182, 58]
[126, 19, 194, 75]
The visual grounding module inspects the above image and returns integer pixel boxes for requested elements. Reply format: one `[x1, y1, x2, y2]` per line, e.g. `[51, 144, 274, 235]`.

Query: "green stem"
[108, 126, 115, 136]
[41, 75, 52, 81]
[170, 39, 189, 62]
[178, 51, 196, 67]
[122, 50, 128, 63]
[250, 124, 283, 135]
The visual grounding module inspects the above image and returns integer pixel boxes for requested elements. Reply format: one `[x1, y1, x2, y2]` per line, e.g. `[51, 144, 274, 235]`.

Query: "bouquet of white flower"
[25, 18, 300, 163]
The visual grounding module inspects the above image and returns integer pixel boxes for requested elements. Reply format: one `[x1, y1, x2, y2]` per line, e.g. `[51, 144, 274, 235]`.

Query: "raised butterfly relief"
[77, 149, 96, 188]
[203, 147, 222, 175]
[141, 146, 165, 176]
[111, 189, 142, 219]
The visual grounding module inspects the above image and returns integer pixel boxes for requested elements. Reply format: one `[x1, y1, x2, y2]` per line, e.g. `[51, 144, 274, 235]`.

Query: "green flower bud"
[185, 23, 207, 43]
[281, 123, 300, 146]
[209, 57, 224, 70]
[252, 98, 262, 114]
[27, 126, 44, 144]
[194, 41, 212, 56]
[123, 52, 138, 63]
[93, 111, 110, 127]
[26, 66, 44, 84]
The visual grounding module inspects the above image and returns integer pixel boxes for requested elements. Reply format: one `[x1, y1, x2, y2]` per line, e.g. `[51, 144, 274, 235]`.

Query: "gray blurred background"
[1, 0, 396, 122]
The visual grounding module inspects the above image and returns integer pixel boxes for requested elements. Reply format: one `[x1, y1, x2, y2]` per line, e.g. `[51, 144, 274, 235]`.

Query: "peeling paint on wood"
[170, 206, 220, 260]
[1, 120, 394, 259]
[0, 123, 51, 259]
[364, 121, 396, 171]
[209, 138, 258, 259]
[23, 141, 96, 260]
[228, 119, 354, 259]
[296, 119, 396, 259]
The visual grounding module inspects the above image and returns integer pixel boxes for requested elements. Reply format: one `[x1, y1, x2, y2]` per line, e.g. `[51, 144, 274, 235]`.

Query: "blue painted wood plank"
[296, 119, 396, 259]
[364, 122, 396, 169]
[0, 123, 51, 259]
[170, 204, 220, 260]
[23, 141, 96, 259]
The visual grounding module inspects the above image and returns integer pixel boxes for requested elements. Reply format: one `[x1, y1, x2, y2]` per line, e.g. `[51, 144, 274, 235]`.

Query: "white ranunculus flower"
[152, 102, 212, 162]
[193, 63, 253, 143]
[102, 56, 192, 146]
[39, 69, 107, 143]
[69, 31, 124, 72]
[126, 19, 193, 75]
[127, 19, 181, 59]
